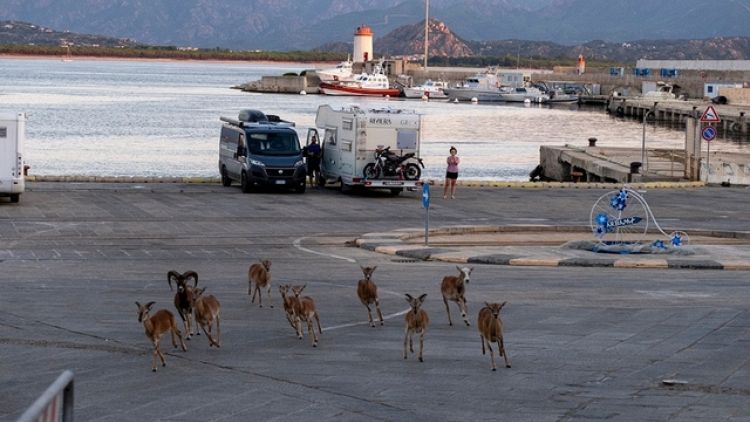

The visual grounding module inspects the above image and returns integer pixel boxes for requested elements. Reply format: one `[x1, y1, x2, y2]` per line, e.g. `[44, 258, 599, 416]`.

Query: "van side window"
[326, 130, 336, 146]
[237, 133, 246, 156]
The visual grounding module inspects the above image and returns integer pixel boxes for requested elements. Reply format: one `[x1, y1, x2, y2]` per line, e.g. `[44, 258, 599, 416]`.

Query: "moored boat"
[403, 80, 449, 99]
[442, 69, 504, 102]
[315, 58, 354, 82]
[497, 86, 550, 103]
[318, 61, 400, 97]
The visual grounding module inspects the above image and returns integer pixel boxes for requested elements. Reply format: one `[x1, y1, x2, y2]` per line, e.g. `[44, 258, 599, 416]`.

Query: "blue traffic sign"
[422, 183, 430, 209]
[702, 126, 716, 142]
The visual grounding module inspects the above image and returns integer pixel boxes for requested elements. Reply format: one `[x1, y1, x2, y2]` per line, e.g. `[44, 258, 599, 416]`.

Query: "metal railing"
[16, 370, 74, 422]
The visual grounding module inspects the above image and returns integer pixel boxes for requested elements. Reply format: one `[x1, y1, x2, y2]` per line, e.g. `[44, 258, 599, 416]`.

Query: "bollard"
[588, 137, 597, 147]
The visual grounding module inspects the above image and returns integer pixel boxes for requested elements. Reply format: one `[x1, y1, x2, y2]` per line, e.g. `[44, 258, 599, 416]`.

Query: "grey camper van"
[218, 110, 307, 193]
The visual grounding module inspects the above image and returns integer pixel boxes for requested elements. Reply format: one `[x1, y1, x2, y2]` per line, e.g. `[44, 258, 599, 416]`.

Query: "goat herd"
[135, 261, 511, 372]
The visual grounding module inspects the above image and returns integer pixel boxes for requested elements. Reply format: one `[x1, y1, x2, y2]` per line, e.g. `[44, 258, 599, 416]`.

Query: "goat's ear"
[468, 267, 474, 274]
[404, 293, 414, 302]
[485, 301, 491, 308]
[300, 284, 306, 292]
[498, 301, 507, 310]
[456, 265, 462, 272]
[418, 293, 427, 303]
[371, 266, 377, 272]
[184, 271, 198, 287]
[135, 301, 141, 308]
[145, 301, 155, 309]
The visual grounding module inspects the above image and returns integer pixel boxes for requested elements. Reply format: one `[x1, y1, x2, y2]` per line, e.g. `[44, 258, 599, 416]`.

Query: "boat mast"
[423, 0, 429, 69]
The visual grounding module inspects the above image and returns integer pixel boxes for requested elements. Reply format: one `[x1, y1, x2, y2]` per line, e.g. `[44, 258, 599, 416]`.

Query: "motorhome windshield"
[247, 131, 301, 156]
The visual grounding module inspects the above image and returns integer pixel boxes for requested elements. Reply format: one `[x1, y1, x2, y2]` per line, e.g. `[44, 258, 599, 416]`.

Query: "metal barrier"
[16, 370, 74, 422]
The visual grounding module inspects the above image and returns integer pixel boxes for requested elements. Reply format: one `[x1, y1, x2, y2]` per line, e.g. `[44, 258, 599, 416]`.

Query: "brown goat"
[168, 270, 198, 339]
[135, 301, 187, 371]
[477, 301, 510, 371]
[248, 259, 273, 308]
[440, 266, 473, 326]
[290, 284, 322, 347]
[193, 287, 221, 348]
[357, 265, 384, 327]
[403, 293, 429, 362]
[278, 284, 298, 331]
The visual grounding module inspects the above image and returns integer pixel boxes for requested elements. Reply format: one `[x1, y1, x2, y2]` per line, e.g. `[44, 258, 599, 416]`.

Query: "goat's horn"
[184, 271, 199, 287]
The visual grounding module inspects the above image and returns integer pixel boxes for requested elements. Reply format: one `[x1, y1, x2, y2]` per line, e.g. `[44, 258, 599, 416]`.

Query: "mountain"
[1, 0, 750, 50]
[0, 20, 138, 48]
[375, 19, 473, 57]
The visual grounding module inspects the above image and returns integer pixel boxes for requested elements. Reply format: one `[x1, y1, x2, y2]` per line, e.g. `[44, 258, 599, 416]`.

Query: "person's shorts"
[307, 159, 320, 176]
[446, 171, 458, 180]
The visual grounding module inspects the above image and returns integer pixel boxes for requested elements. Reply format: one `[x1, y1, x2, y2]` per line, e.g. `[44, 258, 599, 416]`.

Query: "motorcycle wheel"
[363, 163, 380, 179]
[403, 163, 421, 180]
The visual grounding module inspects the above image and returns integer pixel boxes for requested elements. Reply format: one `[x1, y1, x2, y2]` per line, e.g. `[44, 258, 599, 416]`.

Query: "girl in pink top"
[443, 146, 460, 199]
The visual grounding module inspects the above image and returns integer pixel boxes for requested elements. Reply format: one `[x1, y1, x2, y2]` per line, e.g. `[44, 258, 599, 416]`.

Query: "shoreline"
[0, 53, 336, 67]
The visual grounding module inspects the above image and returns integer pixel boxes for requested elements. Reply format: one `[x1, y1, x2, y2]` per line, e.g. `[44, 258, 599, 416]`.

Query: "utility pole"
[424, 0, 429, 69]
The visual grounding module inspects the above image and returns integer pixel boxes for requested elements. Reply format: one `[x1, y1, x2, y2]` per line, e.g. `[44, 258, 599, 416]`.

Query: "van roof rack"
[220, 109, 295, 128]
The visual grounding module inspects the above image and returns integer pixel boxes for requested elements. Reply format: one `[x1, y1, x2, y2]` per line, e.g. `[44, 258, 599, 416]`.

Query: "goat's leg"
[460, 298, 470, 326]
[418, 329, 425, 362]
[375, 299, 384, 326]
[443, 296, 453, 326]
[365, 303, 374, 327]
[315, 312, 322, 335]
[403, 328, 409, 359]
[486, 338, 496, 371]
[175, 327, 187, 351]
[266, 286, 273, 308]
[295, 317, 303, 339]
[500, 338, 510, 368]
[248, 280, 253, 296]
[215, 315, 221, 347]
[155, 341, 167, 369]
[251, 284, 259, 304]
[480, 335, 486, 355]
[308, 319, 317, 347]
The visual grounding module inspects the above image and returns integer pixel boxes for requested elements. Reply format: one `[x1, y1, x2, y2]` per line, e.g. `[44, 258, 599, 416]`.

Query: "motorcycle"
[363, 146, 424, 180]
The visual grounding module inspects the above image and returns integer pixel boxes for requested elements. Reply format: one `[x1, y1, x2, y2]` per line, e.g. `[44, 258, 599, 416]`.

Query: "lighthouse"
[353, 25, 373, 63]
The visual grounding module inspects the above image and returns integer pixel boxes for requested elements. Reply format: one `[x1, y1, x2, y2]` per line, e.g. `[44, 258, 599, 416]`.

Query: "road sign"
[422, 183, 430, 209]
[702, 126, 716, 142]
[700, 105, 721, 123]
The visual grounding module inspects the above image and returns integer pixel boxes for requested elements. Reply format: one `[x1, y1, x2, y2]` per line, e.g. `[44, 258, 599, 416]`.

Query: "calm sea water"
[1, 58, 741, 180]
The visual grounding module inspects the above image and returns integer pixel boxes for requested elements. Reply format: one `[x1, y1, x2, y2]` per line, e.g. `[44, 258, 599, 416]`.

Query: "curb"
[355, 225, 750, 271]
[24, 177, 706, 189]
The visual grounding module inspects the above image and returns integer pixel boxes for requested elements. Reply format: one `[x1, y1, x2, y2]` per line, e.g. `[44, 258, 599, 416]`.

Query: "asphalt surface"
[1, 182, 750, 421]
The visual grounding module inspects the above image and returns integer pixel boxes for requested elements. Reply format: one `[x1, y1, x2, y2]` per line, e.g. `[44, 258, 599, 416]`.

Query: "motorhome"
[0, 113, 26, 203]
[218, 110, 307, 193]
[307, 104, 423, 194]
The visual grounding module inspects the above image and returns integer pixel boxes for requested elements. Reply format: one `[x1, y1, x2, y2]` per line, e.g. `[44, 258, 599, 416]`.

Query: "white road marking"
[293, 237, 357, 263]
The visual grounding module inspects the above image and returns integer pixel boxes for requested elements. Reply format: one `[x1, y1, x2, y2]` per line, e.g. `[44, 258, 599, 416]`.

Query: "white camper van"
[307, 105, 424, 194]
[0, 113, 26, 203]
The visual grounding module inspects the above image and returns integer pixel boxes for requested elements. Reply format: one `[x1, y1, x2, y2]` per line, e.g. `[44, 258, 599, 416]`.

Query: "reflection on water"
[1, 58, 746, 180]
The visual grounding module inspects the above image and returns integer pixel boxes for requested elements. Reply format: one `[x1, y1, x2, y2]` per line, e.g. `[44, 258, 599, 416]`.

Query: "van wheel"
[240, 172, 252, 193]
[9, 194, 19, 203]
[295, 182, 306, 194]
[389, 188, 402, 196]
[221, 166, 231, 187]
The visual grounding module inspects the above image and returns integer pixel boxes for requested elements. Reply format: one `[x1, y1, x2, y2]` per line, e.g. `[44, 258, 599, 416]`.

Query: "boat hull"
[443, 88, 504, 102]
[403, 87, 447, 99]
[319, 82, 400, 97]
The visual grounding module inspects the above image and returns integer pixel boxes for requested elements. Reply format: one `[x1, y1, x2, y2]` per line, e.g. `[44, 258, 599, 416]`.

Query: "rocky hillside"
[0, 20, 138, 47]
[375, 19, 473, 57]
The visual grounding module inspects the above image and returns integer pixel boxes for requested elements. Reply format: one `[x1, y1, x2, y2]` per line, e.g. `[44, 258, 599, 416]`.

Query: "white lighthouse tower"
[353, 25, 373, 63]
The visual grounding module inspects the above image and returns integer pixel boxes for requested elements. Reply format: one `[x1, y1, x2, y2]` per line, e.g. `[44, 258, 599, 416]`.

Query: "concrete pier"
[606, 97, 750, 138]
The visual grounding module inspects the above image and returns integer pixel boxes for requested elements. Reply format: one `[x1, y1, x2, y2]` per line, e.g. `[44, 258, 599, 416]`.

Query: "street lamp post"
[641, 102, 658, 172]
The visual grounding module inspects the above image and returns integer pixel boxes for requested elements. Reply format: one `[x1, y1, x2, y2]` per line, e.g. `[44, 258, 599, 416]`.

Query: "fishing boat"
[403, 80, 449, 99]
[497, 86, 550, 103]
[318, 61, 400, 97]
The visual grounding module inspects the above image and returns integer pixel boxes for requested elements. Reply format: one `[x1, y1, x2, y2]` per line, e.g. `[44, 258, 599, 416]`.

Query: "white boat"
[546, 89, 579, 104]
[442, 69, 504, 102]
[318, 61, 400, 97]
[403, 80, 449, 99]
[497, 86, 550, 103]
[316, 58, 354, 82]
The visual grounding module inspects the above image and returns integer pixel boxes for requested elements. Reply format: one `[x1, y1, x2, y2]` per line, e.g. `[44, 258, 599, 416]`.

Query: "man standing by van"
[305, 135, 322, 188]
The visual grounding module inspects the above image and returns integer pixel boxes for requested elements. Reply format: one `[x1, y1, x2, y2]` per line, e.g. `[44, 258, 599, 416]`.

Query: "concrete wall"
[721, 87, 750, 105]
[636, 60, 750, 71]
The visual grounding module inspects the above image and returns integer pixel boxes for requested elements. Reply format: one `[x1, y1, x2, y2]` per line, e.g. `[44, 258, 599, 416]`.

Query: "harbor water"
[1, 58, 744, 181]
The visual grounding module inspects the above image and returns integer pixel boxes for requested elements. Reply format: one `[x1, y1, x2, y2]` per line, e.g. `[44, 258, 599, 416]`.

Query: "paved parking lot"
[1, 183, 750, 421]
